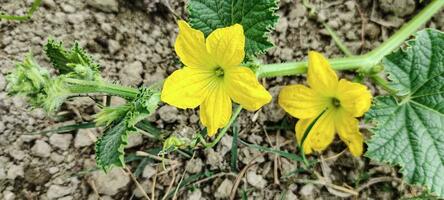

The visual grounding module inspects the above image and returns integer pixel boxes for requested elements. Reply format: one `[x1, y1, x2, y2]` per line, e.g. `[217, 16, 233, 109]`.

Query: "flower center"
[215, 67, 224, 77]
[331, 97, 341, 108]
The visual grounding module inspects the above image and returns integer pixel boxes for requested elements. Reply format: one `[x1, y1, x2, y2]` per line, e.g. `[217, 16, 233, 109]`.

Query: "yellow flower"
[161, 20, 272, 136]
[278, 51, 372, 156]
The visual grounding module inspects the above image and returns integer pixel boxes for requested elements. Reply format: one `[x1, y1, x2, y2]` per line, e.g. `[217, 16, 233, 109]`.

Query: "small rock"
[92, 168, 130, 195]
[0, 74, 6, 91]
[9, 149, 25, 160]
[42, 0, 56, 8]
[49, 134, 73, 150]
[365, 23, 381, 40]
[188, 189, 202, 200]
[205, 148, 223, 168]
[214, 179, 233, 198]
[262, 86, 286, 122]
[47, 185, 72, 199]
[142, 165, 156, 179]
[285, 191, 298, 200]
[61, 4, 76, 13]
[50, 152, 65, 163]
[3, 191, 15, 200]
[31, 140, 52, 157]
[246, 171, 267, 189]
[126, 134, 143, 148]
[119, 61, 143, 86]
[299, 184, 315, 197]
[87, 0, 119, 12]
[108, 40, 120, 54]
[24, 167, 51, 184]
[378, 0, 415, 17]
[186, 158, 203, 173]
[74, 129, 97, 148]
[0, 167, 6, 180]
[48, 167, 59, 174]
[7, 164, 24, 180]
[158, 105, 179, 123]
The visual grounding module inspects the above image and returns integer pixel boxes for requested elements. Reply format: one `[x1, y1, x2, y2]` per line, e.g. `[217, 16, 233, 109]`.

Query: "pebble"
[61, 4, 76, 13]
[47, 185, 72, 199]
[49, 134, 73, 150]
[188, 189, 202, 200]
[119, 61, 143, 86]
[87, 0, 119, 12]
[31, 140, 52, 157]
[185, 158, 203, 173]
[50, 152, 65, 163]
[9, 149, 25, 160]
[246, 171, 267, 189]
[299, 183, 315, 197]
[378, 0, 415, 17]
[108, 39, 120, 54]
[205, 148, 223, 168]
[158, 105, 179, 123]
[91, 168, 130, 195]
[0, 74, 6, 91]
[214, 179, 233, 198]
[142, 165, 156, 179]
[125, 134, 143, 148]
[42, 0, 56, 8]
[3, 191, 15, 200]
[74, 129, 97, 148]
[7, 164, 24, 180]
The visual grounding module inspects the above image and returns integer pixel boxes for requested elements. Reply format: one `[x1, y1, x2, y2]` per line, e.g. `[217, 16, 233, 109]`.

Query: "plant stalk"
[64, 78, 139, 98]
[257, 0, 444, 78]
[205, 105, 243, 148]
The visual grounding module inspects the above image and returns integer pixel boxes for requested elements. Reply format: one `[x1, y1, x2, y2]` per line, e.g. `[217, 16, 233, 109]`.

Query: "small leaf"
[44, 39, 100, 80]
[188, 0, 278, 56]
[95, 119, 130, 172]
[95, 88, 161, 171]
[366, 29, 444, 197]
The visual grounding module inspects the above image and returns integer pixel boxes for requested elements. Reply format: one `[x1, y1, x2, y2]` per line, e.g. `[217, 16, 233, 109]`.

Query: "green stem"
[299, 109, 327, 167]
[370, 75, 398, 95]
[0, 0, 42, 21]
[257, 0, 444, 78]
[64, 78, 139, 98]
[204, 105, 243, 148]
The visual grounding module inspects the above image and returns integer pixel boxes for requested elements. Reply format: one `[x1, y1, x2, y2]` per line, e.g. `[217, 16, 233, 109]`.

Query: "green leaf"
[44, 39, 100, 80]
[95, 88, 161, 171]
[95, 119, 130, 172]
[366, 29, 444, 197]
[188, 0, 278, 56]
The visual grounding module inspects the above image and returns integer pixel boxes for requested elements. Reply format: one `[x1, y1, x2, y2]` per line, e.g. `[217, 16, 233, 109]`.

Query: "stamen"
[331, 97, 341, 107]
[215, 67, 224, 77]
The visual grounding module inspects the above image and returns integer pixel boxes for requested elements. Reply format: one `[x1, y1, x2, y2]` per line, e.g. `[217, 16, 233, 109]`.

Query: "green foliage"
[366, 29, 444, 197]
[6, 53, 49, 100]
[0, 0, 42, 21]
[44, 38, 100, 80]
[96, 88, 161, 171]
[187, 0, 278, 56]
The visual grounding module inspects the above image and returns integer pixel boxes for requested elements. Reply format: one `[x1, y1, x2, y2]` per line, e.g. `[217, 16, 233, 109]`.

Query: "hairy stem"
[64, 78, 139, 98]
[257, 0, 444, 78]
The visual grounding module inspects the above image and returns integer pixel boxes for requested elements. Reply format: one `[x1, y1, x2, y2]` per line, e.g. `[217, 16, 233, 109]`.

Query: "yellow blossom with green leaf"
[161, 21, 272, 136]
[279, 51, 372, 156]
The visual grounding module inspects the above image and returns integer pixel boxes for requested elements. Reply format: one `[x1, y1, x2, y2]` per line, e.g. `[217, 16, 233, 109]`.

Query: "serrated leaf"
[366, 29, 444, 197]
[95, 119, 130, 172]
[188, 0, 278, 56]
[95, 88, 161, 171]
[44, 39, 100, 79]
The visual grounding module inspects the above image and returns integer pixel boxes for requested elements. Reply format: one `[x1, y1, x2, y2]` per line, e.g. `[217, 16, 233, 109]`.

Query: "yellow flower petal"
[206, 24, 245, 69]
[200, 83, 232, 136]
[296, 110, 336, 154]
[161, 67, 215, 109]
[337, 79, 372, 117]
[307, 51, 338, 96]
[175, 20, 216, 69]
[224, 67, 271, 111]
[279, 84, 328, 119]
[335, 109, 364, 157]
